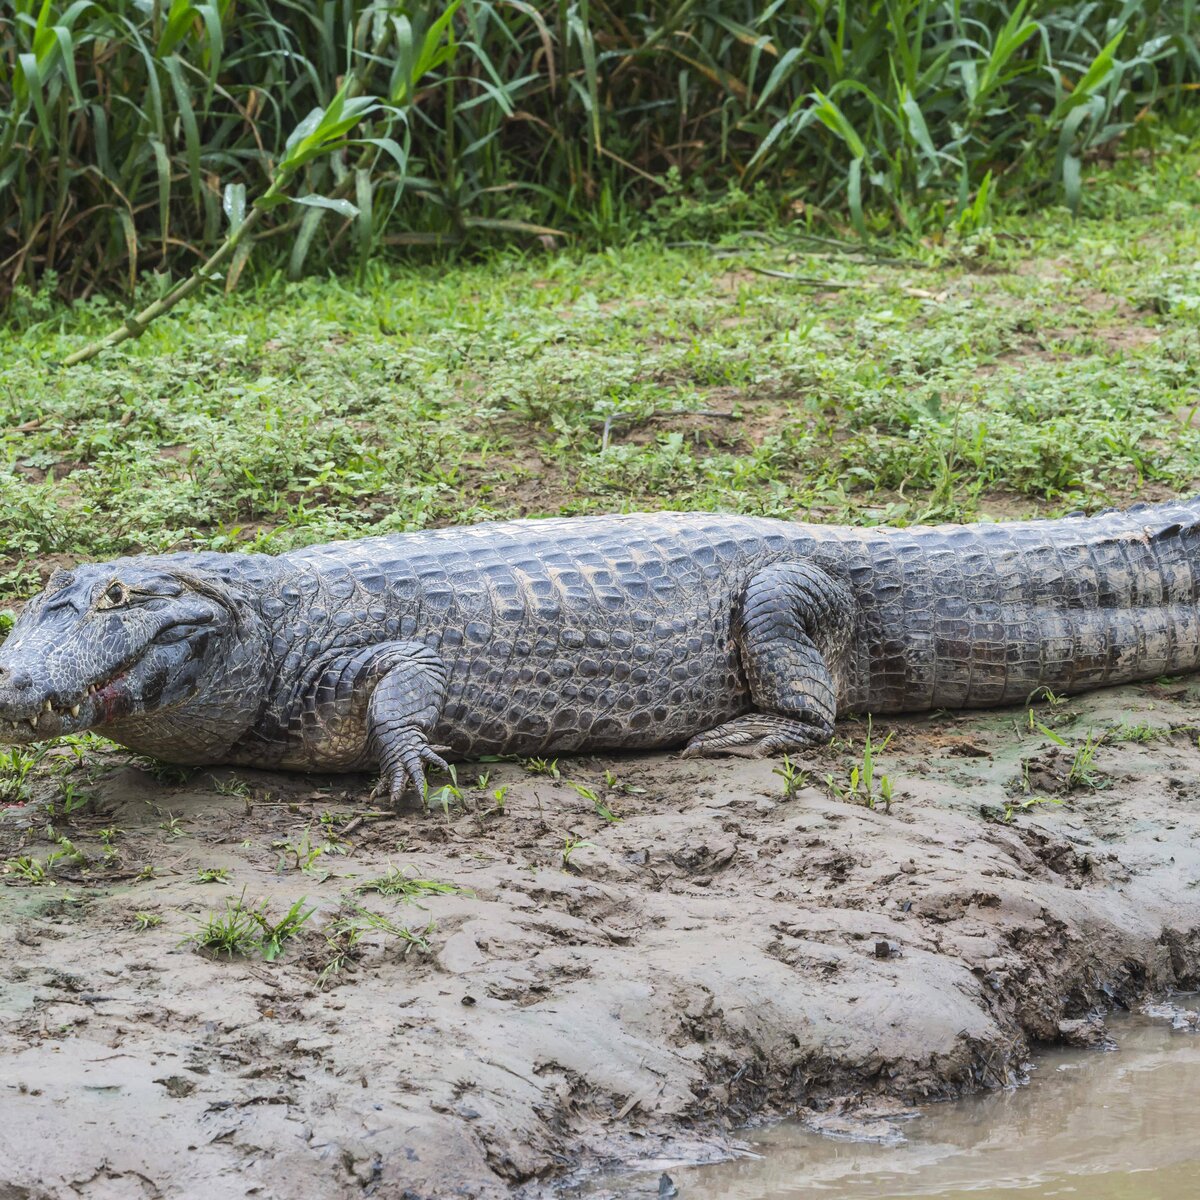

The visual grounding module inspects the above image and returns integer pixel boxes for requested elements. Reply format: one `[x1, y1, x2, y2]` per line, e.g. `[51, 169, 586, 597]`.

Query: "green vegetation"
[573, 782, 622, 825]
[3, 833, 86, 884]
[187, 888, 314, 959]
[1110, 721, 1181, 743]
[274, 826, 348, 877]
[316, 904, 433, 988]
[1037, 724, 1109, 790]
[0, 744, 47, 806]
[773, 755, 810, 800]
[356, 863, 472, 902]
[2, 1, 1197, 303]
[560, 833, 594, 869]
[2, 143, 1199, 605]
[825, 716, 897, 811]
[1003, 794, 1063, 823]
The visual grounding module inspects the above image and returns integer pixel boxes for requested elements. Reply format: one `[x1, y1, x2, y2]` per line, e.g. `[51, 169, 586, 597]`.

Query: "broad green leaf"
[812, 89, 866, 159]
[223, 182, 247, 230]
[293, 194, 360, 219]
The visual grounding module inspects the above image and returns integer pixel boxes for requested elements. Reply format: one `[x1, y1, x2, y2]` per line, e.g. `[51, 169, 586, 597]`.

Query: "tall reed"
[2, 0, 1196, 300]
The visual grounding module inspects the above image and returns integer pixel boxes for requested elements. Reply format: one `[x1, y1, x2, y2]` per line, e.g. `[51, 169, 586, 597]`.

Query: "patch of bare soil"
[4, 683, 1200, 1199]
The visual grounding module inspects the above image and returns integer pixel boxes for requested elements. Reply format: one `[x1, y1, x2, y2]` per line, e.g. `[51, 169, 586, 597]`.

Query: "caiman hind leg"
[682, 561, 855, 758]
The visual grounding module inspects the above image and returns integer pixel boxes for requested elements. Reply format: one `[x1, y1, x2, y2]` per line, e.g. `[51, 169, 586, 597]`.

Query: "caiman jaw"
[0, 669, 129, 739]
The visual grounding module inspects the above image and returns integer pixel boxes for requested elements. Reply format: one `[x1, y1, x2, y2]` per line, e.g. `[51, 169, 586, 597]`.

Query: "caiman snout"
[0, 662, 39, 714]
[0, 664, 34, 692]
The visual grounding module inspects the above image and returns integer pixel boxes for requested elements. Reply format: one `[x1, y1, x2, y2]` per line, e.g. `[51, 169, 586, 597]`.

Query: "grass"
[825, 716, 898, 812]
[274, 826, 348, 877]
[560, 834, 595, 871]
[187, 888, 315, 960]
[3, 833, 86, 884]
[356, 864, 472, 903]
[773, 756, 810, 800]
[315, 904, 433, 989]
[0, 745, 48, 805]
[1003, 794, 1064, 823]
[2, 141, 1199, 608]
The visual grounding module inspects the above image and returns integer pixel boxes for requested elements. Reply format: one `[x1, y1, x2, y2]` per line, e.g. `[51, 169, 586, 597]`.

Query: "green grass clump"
[316, 905, 433, 988]
[825, 716, 898, 812]
[356, 864, 471, 903]
[188, 889, 315, 960]
[2, 0, 1197, 301]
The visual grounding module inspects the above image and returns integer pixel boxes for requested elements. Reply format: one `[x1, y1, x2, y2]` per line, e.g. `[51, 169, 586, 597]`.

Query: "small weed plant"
[523, 758, 560, 780]
[825, 717, 897, 812]
[3, 835, 87, 885]
[602, 770, 645, 797]
[0, 745, 49, 806]
[773, 755, 810, 800]
[1004, 796, 1064, 823]
[356, 864, 471, 904]
[188, 889, 314, 961]
[274, 826, 348, 878]
[569, 780, 621, 824]
[561, 835, 595, 871]
[1035, 724, 1108, 791]
[316, 905, 433, 989]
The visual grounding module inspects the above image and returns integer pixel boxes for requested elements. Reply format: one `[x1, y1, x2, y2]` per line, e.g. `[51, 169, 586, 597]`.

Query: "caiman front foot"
[365, 643, 449, 806]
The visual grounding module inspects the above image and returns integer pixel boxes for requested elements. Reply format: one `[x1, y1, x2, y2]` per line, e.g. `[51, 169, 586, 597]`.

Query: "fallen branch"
[60, 207, 267, 368]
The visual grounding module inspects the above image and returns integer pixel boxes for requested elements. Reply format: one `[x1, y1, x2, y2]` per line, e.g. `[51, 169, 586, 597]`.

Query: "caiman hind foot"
[681, 712, 831, 758]
[682, 559, 855, 759]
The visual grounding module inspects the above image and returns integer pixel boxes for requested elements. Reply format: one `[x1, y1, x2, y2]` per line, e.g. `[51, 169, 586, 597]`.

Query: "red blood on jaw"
[97, 672, 126, 721]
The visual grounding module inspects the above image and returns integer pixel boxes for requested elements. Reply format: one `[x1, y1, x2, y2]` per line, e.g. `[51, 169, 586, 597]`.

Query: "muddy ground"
[3, 681, 1200, 1199]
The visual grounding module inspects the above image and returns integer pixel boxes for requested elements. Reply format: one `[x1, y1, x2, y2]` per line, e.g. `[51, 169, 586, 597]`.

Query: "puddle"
[591, 1001, 1200, 1199]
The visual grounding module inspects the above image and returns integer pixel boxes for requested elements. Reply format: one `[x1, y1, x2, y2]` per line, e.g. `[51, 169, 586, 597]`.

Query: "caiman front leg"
[288, 640, 450, 803]
[683, 560, 855, 758]
[366, 644, 450, 803]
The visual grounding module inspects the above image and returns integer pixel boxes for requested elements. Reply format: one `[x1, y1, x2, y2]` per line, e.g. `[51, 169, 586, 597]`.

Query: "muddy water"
[607, 1004, 1200, 1199]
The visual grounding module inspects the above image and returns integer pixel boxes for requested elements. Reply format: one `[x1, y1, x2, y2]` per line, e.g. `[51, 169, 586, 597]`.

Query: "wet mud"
[3, 682, 1200, 1198]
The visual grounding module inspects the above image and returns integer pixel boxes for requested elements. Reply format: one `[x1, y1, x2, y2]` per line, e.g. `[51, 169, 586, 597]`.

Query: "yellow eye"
[97, 581, 129, 610]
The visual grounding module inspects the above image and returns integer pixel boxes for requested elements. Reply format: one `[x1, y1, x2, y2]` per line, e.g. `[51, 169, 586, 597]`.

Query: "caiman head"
[0, 559, 271, 762]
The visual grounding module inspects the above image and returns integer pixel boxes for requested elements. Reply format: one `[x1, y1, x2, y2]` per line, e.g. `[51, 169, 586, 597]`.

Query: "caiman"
[0, 504, 1195, 801]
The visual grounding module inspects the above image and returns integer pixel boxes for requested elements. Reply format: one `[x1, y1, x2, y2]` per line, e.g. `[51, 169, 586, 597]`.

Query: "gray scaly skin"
[2, 502, 1199, 802]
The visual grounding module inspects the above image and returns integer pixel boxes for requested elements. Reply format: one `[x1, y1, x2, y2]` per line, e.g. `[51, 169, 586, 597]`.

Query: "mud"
[3, 681, 1200, 1199]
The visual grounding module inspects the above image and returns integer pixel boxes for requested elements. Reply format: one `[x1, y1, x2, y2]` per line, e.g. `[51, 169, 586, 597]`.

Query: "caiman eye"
[96, 581, 130, 610]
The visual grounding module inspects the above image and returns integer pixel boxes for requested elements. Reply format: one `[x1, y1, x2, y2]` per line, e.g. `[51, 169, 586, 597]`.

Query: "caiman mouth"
[0, 667, 129, 737]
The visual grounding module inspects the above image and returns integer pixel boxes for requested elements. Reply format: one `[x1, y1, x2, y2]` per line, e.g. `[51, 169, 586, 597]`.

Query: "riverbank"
[3, 141, 1200, 1198]
[3, 679, 1200, 1197]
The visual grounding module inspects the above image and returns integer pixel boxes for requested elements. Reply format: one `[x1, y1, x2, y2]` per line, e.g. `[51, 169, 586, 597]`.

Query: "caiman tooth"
[28, 717, 38, 730]
[43, 699, 52, 712]
[70, 705, 80, 717]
